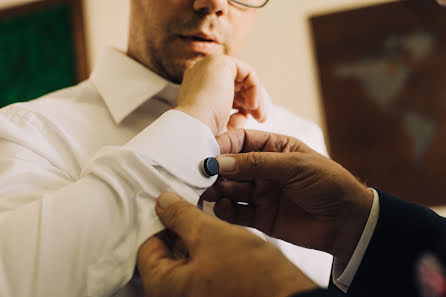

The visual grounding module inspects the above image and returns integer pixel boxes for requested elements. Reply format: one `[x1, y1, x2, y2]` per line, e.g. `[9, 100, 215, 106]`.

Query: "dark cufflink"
[200, 157, 219, 177]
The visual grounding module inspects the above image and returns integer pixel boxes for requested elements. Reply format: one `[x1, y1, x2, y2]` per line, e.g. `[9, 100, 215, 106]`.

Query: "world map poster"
[310, 1, 446, 206]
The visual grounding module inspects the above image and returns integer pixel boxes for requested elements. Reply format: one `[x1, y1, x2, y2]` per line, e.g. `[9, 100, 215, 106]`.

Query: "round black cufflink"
[200, 157, 220, 177]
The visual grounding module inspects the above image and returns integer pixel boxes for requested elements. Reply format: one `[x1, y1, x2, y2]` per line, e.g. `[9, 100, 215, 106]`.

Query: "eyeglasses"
[230, 0, 270, 8]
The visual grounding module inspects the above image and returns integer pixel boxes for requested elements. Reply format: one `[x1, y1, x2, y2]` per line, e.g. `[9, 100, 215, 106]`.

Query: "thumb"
[217, 152, 299, 181]
[137, 232, 190, 297]
[156, 192, 205, 253]
[137, 233, 179, 276]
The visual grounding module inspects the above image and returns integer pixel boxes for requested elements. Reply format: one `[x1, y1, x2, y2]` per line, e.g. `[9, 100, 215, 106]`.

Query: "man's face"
[128, 0, 259, 83]
[438, 0, 446, 6]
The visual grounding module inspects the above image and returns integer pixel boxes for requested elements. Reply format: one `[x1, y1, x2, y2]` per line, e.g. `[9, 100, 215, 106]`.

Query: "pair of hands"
[137, 129, 374, 297]
[137, 56, 374, 297]
[174, 54, 372, 262]
[137, 189, 316, 297]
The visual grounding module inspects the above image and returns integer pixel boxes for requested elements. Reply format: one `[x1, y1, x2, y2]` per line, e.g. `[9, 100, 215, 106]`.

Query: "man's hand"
[202, 129, 374, 266]
[137, 192, 316, 297]
[175, 55, 267, 135]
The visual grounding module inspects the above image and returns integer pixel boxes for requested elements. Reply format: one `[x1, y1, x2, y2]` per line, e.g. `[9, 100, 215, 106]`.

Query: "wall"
[81, 0, 129, 72]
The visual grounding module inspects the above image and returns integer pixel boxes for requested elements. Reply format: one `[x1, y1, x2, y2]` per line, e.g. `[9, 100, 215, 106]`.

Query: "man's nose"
[193, 0, 228, 16]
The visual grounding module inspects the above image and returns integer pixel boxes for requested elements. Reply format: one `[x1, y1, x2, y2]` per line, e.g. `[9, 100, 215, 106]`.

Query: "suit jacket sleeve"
[291, 189, 446, 297]
[344, 189, 445, 297]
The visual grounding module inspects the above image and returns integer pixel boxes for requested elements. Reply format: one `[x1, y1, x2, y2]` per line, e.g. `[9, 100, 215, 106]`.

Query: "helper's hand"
[202, 129, 374, 266]
[175, 55, 267, 135]
[137, 192, 317, 297]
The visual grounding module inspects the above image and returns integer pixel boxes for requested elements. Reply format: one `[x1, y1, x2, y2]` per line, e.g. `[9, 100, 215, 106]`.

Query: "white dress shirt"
[0, 47, 371, 297]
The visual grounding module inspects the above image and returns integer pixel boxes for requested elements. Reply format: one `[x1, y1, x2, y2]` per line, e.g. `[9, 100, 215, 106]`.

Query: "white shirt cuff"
[126, 109, 220, 190]
[332, 188, 380, 293]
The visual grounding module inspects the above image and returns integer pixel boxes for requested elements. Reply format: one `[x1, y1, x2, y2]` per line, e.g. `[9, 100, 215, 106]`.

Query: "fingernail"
[159, 192, 181, 209]
[216, 156, 237, 173]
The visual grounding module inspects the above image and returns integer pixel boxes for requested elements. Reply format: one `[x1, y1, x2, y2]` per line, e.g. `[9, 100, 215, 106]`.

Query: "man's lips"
[179, 33, 219, 43]
[178, 33, 223, 54]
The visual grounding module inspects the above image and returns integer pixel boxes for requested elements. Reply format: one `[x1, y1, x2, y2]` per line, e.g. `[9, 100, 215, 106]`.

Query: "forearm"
[0, 110, 219, 297]
[0, 156, 200, 297]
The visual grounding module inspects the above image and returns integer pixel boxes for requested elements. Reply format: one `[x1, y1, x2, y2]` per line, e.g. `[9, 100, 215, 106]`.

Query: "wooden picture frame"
[310, 1, 446, 206]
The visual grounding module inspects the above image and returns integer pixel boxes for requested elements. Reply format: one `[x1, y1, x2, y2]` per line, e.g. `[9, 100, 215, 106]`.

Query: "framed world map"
[310, 1, 446, 206]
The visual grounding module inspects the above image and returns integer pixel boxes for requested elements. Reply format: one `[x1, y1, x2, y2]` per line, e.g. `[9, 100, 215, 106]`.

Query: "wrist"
[174, 106, 218, 135]
[332, 186, 374, 266]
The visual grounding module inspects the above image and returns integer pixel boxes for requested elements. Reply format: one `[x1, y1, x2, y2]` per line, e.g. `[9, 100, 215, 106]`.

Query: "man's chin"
[166, 56, 207, 83]
[182, 55, 207, 69]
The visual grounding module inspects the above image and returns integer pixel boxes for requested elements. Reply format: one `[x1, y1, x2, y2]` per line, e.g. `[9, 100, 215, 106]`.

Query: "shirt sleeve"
[0, 108, 218, 297]
[331, 188, 380, 293]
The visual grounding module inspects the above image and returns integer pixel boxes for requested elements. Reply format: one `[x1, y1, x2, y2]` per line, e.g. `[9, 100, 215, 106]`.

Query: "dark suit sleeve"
[290, 190, 446, 297]
[346, 189, 446, 297]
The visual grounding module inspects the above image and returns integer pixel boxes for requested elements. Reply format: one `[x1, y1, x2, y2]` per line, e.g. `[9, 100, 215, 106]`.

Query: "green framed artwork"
[0, 0, 87, 108]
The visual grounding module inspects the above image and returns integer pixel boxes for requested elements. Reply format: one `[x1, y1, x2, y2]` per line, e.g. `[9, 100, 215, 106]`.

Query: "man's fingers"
[228, 112, 248, 130]
[156, 192, 205, 253]
[137, 233, 179, 275]
[234, 88, 266, 123]
[232, 99, 248, 111]
[214, 181, 254, 203]
[137, 232, 191, 297]
[214, 198, 256, 228]
[250, 99, 266, 122]
[201, 186, 220, 202]
[239, 80, 259, 110]
[217, 152, 300, 181]
[233, 85, 266, 123]
[216, 129, 310, 155]
[216, 129, 246, 155]
[201, 180, 254, 203]
[213, 198, 234, 221]
[233, 59, 268, 122]
[216, 130, 312, 181]
[234, 58, 257, 86]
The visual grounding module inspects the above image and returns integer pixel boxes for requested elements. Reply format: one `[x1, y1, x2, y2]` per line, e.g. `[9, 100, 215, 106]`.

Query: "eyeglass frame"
[230, 0, 270, 8]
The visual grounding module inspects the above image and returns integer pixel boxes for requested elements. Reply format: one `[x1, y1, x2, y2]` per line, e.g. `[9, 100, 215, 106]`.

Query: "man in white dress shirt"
[0, 0, 331, 296]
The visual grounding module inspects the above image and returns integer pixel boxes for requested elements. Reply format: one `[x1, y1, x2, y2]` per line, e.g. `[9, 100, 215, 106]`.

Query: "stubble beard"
[148, 40, 204, 84]
[146, 15, 225, 84]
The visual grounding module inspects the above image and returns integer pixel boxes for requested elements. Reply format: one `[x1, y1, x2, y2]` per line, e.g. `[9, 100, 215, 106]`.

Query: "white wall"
[81, 0, 129, 71]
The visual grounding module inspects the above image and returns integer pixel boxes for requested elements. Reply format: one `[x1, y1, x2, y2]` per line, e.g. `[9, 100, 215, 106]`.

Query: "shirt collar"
[90, 47, 180, 124]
